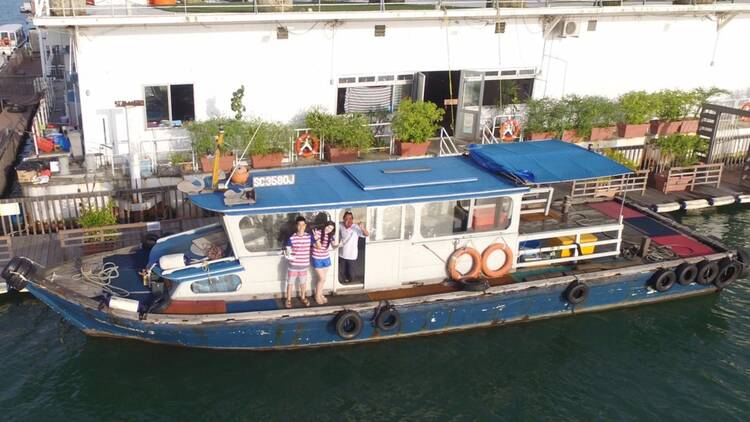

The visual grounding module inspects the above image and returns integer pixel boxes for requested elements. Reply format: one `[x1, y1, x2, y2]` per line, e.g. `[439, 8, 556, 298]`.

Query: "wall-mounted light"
[277, 26, 288, 39]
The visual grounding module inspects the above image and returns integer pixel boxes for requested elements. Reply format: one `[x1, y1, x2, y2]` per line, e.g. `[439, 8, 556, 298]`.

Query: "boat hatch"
[342, 160, 477, 191]
[468, 140, 633, 184]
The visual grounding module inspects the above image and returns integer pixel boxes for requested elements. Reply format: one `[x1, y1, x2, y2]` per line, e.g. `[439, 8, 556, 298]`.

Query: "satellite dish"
[177, 178, 203, 195]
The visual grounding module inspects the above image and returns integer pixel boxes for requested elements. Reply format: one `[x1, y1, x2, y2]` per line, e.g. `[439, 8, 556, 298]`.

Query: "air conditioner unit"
[561, 20, 581, 38]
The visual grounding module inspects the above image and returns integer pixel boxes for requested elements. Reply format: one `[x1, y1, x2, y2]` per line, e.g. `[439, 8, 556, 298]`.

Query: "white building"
[31, 1, 750, 165]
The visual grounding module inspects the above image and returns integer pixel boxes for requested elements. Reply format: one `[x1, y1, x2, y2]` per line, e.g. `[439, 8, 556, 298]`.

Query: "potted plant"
[306, 110, 374, 163]
[78, 201, 118, 254]
[559, 96, 582, 143]
[185, 118, 237, 172]
[246, 121, 292, 169]
[391, 99, 445, 157]
[679, 87, 729, 133]
[170, 151, 193, 174]
[651, 89, 692, 136]
[524, 98, 563, 140]
[586, 97, 622, 141]
[617, 91, 657, 138]
[650, 134, 707, 192]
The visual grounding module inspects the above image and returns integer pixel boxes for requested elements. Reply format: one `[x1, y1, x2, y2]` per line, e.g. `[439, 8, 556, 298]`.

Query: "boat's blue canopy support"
[467, 140, 633, 184]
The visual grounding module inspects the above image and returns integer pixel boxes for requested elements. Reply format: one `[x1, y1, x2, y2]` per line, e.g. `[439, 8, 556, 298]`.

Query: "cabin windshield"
[240, 212, 331, 253]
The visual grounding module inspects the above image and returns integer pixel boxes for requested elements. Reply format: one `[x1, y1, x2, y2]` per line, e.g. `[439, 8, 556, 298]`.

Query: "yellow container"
[549, 234, 598, 257]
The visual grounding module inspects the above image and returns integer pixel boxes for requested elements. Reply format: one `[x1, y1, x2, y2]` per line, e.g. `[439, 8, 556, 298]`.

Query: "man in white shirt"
[338, 210, 369, 284]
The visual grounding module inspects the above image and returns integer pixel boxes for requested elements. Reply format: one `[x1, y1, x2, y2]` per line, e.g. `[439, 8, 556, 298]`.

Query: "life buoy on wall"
[294, 133, 320, 158]
[1, 38, 10, 46]
[447, 247, 482, 281]
[499, 119, 521, 142]
[481, 243, 513, 278]
[741, 102, 750, 123]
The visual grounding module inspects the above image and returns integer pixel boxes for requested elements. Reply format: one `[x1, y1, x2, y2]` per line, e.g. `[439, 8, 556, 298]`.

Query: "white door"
[455, 70, 484, 141]
[363, 205, 415, 290]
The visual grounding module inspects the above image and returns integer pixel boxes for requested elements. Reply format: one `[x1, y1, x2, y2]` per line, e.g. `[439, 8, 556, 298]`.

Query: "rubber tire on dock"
[696, 261, 720, 286]
[564, 281, 590, 305]
[458, 278, 489, 292]
[651, 269, 676, 292]
[675, 263, 698, 286]
[335, 310, 363, 340]
[715, 259, 741, 289]
[375, 307, 401, 332]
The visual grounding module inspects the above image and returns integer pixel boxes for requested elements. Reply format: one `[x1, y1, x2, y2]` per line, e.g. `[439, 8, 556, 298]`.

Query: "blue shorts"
[312, 257, 331, 269]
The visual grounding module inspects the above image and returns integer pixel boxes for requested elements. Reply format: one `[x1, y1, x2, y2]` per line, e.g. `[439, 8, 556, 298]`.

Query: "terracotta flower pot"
[617, 122, 650, 139]
[324, 145, 358, 163]
[251, 152, 284, 169]
[149, 0, 177, 6]
[200, 154, 235, 173]
[561, 130, 582, 143]
[590, 126, 617, 141]
[231, 166, 249, 185]
[679, 119, 700, 134]
[527, 131, 557, 141]
[396, 141, 430, 157]
[651, 120, 681, 136]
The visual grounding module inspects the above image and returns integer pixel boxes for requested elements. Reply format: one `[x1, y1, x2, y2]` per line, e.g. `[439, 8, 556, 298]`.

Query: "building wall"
[72, 13, 750, 155]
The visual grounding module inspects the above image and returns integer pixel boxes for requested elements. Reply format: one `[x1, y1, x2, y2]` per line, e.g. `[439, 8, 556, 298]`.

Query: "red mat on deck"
[587, 201, 644, 219]
[651, 234, 715, 257]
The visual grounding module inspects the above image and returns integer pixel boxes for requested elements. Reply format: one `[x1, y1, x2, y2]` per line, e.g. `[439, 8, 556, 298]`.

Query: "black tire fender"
[715, 259, 741, 289]
[735, 248, 750, 276]
[651, 269, 676, 292]
[696, 261, 720, 286]
[375, 307, 401, 331]
[335, 310, 363, 340]
[676, 263, 698, 286]
[142, 233, 160, 251]
[458, 278, 489, 292]
[564, 281, 590, 305]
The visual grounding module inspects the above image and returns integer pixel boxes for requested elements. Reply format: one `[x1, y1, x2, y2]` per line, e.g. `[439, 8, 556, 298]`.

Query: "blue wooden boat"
[2, 141, 745, 350]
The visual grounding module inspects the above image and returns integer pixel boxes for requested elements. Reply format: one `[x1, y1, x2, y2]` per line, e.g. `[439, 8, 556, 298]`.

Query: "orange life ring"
[1, 38, 9, 46]
[741, 102, 750, 123]
[481, 243, 514, 278]
[447, 247, 482, 281]
[295, 133, 320, 158]
[499, 119, 521, 142]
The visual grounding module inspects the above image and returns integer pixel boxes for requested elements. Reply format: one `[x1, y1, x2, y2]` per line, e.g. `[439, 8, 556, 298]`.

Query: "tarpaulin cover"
[468, 141, 633, 184]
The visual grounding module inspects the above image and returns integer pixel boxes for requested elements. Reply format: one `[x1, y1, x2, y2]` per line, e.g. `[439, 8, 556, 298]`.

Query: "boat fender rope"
[651, 269, 676, 292]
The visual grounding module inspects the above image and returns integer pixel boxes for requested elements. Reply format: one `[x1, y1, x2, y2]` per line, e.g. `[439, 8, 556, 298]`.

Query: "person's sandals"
[300, 297, 310, 307]
[285, 298, 292, 309]
[314, 295, 328, 305]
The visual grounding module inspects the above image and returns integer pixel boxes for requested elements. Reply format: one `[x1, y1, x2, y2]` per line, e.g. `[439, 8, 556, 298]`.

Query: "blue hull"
[25, 270, 719, 350]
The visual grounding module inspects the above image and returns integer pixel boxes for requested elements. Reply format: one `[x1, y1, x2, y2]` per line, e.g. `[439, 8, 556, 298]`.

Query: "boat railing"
[438, 127, 459, 156]
[291, 122, 393, 162]
[481, 123, 499, 145]
[515, 218, 623, 268]
[569, 170, 649, 203]
[520, 187, 553, 216]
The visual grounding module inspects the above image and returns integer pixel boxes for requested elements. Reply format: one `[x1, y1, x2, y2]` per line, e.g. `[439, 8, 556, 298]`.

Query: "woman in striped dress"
[284, 216, 315, 308]
[312, 221, 337, 305]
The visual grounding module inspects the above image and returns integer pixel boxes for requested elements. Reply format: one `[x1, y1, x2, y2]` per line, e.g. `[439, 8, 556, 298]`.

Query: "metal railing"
[657, 162, 723, 194]
[35, 0, 749, 18]
[438, 127, 459, 156]
[569, 170, 648, 201]
[520, 187, 553, 215]
[481, 123, 499, 145]
[516, 219, 623, 268]
[0, 185, 214, 236]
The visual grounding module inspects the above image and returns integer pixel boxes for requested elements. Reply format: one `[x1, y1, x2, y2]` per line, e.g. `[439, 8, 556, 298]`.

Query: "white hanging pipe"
[225, 122, 262, 185]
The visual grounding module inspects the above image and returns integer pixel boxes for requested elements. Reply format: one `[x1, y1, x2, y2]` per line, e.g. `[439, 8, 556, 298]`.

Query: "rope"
[73, 262, 130, 298]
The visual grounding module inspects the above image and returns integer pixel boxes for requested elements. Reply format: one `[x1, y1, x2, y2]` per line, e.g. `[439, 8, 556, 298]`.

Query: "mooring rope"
[73, 262, 130, 298]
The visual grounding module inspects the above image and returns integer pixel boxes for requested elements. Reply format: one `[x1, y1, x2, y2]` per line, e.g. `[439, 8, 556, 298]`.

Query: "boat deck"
[38, 199, 721, 314]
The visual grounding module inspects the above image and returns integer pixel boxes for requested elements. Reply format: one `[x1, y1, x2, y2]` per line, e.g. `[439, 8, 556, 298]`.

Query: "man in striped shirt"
[284, 216, 315, 308]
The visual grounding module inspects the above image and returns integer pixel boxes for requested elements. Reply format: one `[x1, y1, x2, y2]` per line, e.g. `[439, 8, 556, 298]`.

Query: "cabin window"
[420, 200, 470, 238]
[144, 84, 195, 128]
[472, 197, 512, 232]
[368, 205, 415, 241]
[190, 274, 242, 294]
[240, 212, 330, 253]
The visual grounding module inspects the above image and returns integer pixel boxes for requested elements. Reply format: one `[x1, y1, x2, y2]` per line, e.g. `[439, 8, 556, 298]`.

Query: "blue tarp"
[190, 156, 527, 215]
[468, 140, 632, 184]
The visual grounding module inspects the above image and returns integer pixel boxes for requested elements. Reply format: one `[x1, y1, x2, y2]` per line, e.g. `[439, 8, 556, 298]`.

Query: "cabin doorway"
[334, 207, 367, 291]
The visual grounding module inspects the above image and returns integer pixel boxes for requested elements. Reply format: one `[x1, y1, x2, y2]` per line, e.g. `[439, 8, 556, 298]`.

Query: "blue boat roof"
[189, 155, 528, 216]
[468, 140, 632, 184]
